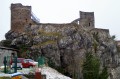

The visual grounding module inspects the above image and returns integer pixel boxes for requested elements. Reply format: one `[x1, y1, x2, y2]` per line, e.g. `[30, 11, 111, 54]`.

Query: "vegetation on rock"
[82, 52, 109, 79]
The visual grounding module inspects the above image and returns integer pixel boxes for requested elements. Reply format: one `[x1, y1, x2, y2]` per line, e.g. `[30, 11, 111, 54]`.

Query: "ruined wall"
[90, 28, 110, 41]
[10, 3, 95, 33]
[71, 11, 95, 28]
[79, 11, 95, 28]
[11, 3, 36, 32]
[116, 41, 120, 47]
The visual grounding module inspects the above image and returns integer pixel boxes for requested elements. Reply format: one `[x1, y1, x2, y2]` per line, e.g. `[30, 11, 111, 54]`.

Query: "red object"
[11, 58, 36, 68]
[35, 71, 42, 79]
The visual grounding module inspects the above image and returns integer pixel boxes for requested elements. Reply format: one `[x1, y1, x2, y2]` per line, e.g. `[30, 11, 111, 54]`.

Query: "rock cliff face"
[1, 3, 120, 79]
[5, 23, 120, 78]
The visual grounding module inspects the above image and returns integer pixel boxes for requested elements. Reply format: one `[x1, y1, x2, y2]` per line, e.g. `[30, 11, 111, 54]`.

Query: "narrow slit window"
[89, 23, 90, 26]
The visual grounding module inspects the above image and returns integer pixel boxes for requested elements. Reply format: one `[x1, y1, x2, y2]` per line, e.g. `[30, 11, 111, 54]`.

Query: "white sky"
[0, 0, 120, 41]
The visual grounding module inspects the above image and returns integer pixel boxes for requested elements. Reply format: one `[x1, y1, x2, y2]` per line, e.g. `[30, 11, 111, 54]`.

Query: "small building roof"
[0, 46, 18, 51]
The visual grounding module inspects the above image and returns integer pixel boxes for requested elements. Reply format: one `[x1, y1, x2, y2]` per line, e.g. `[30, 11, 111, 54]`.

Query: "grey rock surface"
[4, 23, 120, 79]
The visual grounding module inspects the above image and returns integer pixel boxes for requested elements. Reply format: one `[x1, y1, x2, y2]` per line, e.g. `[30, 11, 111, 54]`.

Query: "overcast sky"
[0, 0, 120, 41]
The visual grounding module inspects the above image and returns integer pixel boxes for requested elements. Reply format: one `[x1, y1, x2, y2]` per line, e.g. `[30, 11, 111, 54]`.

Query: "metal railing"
[31, 12, 40, 23]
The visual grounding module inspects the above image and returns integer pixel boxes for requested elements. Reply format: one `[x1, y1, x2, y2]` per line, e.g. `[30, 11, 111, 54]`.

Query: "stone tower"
[11, 3, 31, 32]
[79, 11, 95, 28]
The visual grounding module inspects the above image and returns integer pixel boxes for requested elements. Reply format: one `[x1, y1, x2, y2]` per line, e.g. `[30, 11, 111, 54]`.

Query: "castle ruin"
[10, 3, 109, 38]
[11, 3, 40, 32]
[7, 4, 120, 79]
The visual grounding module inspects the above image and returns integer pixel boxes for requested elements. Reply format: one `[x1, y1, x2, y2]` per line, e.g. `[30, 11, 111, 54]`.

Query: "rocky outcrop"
[2, 3, 120, 79]
[5, 23, 120, 78]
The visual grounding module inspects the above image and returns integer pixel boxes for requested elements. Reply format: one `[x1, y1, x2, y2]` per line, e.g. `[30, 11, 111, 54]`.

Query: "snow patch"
[40, 67, 71, 79]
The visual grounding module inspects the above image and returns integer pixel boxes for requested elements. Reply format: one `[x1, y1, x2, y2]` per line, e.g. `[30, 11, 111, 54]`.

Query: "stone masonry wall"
[11, 3, 34, 32]
[79, 11, 94, 28]
[90, 28, 110, 39]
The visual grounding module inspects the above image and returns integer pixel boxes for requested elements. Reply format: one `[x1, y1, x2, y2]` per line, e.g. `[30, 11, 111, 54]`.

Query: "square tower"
[11, 3, 31, 32]
[79, 11, 95, 28]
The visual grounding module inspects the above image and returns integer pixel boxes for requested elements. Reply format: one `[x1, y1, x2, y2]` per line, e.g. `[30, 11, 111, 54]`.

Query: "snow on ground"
[40, 66, 72, 79]
[0, 73, 11, 77]
[0, 66, 72, 79]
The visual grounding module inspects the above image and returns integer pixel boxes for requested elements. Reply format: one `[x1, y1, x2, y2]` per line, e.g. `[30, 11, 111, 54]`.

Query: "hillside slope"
[3, 23, 120, 79]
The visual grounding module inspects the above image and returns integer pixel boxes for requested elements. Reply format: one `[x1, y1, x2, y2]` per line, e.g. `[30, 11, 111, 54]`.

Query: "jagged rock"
[1, 3, 120, 79]
[5, 30, 20, 40]
[4, 23, 120, 79]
